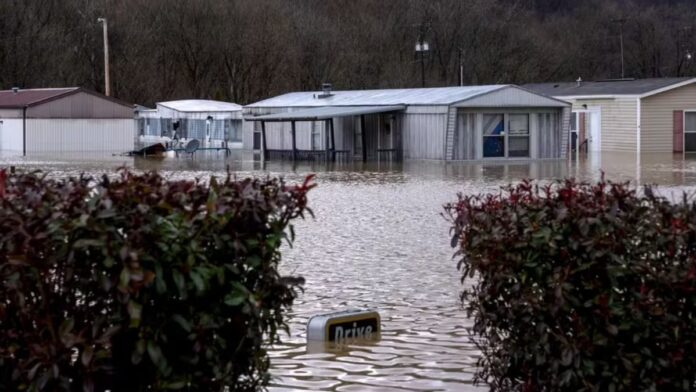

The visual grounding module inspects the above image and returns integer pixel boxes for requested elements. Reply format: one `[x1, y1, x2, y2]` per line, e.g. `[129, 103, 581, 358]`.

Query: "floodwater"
[3, 151, 696, 391]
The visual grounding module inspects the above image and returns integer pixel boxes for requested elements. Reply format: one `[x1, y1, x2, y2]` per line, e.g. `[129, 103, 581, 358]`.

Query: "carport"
[246, 105, 404, 161]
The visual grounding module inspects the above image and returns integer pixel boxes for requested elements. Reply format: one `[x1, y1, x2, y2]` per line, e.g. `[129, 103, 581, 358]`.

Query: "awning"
[246, 105, 406, 122]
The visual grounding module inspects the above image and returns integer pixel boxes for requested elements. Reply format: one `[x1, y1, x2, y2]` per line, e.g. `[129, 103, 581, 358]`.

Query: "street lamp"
[415, 38, 429, 87]
[612, 18, 627, 79]
[97, 17, 110, 96]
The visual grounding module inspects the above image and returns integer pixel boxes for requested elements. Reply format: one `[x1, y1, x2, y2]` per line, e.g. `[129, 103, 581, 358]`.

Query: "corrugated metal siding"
[27, 91, 133, 119]
[641, 83, 696, 152]
[402, 113, 447, 159]
[569, 98, 637, 152]
[537, 112, 562, 158]
[0, 119, 23, 151]
[26, 119, 135, 152]
[453, 112, 476, 160]
[0, 109, 21, 118]
[453, 86, 569, 108]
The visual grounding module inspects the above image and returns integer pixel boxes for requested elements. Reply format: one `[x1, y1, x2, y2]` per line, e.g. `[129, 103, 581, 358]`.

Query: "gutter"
[22, 106, 27, 157]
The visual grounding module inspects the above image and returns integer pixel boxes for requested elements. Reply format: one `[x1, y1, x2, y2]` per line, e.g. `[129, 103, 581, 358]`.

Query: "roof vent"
[11, 87, 19, 94]
[576, 77, 582, 87]
[317, 83, 333, 99]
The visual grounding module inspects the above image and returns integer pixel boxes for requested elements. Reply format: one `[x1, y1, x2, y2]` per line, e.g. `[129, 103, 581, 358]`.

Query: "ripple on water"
[6, 152, 696, 391]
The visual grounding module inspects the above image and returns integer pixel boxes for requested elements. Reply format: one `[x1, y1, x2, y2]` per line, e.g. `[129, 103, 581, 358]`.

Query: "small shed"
[135, 100, 243, 148]
[525, 78, 696, 154]
[243, 85, 570, 161]
[0, 87, 135, 155]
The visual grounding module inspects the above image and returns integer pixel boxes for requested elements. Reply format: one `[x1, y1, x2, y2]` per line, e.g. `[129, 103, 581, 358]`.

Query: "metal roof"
[157, 99, 242, 112]
[246, 85, 509, 107]
[246, 105, 406, 122]
[0, 87, 133, 109]
[524, 78, 696, 97]
[0, 88, 79, 108]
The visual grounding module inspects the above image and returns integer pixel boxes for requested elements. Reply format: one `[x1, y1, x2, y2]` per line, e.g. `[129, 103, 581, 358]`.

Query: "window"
[483, 114, 505, 158]
[686, 112, 696, 152]
[508, 114, 529, 157]
[227, 120, 242, 143]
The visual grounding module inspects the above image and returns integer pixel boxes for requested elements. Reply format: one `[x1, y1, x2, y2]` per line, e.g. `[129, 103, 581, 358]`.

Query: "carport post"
[261, 121, 268, 160]
[330, 118, 336, 162]
[291, 120, 297, 161]
[360, 114, 367, 162]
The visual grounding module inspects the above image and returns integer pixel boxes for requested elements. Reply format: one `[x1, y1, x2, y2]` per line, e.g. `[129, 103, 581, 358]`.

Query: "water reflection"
[3, 152, 696, 391]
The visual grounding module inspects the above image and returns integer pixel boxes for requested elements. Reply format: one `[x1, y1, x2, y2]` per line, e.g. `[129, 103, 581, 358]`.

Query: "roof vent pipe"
[12, 87, 19, 94]
[576, 77, 582, 87]
[317, 83, 333, 99]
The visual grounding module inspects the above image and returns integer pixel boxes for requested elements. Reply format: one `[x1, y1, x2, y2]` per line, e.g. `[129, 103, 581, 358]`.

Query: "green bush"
[445, 178, 696, 391]
[0, 169, 314, 391]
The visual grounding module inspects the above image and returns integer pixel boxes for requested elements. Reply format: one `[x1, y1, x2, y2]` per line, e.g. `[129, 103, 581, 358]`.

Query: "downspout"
[636, 97, 641, 154]
[636, 97, 642, 185]
[22, 106, 27, 157]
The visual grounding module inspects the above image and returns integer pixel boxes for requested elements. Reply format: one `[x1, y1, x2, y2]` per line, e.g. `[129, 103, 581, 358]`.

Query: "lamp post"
[415, 37, 429, 87]
[97, 17, 110, 96]
[613, 18, 627, 79]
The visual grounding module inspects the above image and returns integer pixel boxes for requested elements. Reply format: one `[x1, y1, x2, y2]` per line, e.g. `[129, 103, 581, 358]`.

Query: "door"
[253, 122, 261, 150]
[570, 112, 578, 153]
[587, 107, 601, 153]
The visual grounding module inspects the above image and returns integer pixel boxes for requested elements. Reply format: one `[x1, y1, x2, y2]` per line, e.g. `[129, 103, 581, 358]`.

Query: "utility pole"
[613, 18, 627, 79]
[97, 18, 110, 96]
[458, 48, 464, 86]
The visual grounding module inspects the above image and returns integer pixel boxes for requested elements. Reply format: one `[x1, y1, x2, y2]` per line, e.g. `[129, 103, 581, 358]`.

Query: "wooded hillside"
[1, 0, 695, 105]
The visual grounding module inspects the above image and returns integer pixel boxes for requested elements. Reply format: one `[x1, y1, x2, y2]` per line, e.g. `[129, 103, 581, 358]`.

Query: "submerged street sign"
[307, 309, 381, 343]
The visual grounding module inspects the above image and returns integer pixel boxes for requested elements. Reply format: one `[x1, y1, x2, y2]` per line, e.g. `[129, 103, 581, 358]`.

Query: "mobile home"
[244, 85, 570, 161]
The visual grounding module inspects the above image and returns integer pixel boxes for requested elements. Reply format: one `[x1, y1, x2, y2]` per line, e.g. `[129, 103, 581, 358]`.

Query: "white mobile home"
[525, 78, 696, 154]
[243, 85, 570, 161]
[0, 87, 135, 155]
[135, 100, 243, 149]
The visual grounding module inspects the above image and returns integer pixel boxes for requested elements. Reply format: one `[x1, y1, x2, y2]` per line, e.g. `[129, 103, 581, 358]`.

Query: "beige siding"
[641, 83, 696, 152]
[26, 119, 135, 153]
[569, 98, 637, 152]
[27, 91, 133, 119]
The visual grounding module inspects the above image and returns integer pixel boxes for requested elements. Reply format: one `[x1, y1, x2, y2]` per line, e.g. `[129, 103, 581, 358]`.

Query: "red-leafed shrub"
[445, 178, 696, 391]
[0, 169, 314, 391]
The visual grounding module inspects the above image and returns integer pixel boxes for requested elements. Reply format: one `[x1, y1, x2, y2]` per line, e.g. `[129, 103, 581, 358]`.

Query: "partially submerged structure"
[244, 85, 570, 161]
[135, 100, 243, 148]
[525, 78, 696, 154]
[0, 87, 134, 155]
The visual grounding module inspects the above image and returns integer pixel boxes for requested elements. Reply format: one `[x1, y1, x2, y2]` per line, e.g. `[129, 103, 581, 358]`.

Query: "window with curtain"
[508, 114, 529, 157]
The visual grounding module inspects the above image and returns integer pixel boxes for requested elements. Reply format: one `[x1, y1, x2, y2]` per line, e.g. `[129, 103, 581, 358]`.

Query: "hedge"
[0, 168, 314, 391]
[446, 178, 696, 391]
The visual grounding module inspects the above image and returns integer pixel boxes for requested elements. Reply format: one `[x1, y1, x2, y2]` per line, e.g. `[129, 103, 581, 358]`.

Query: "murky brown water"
[3, 151, 696, 391]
